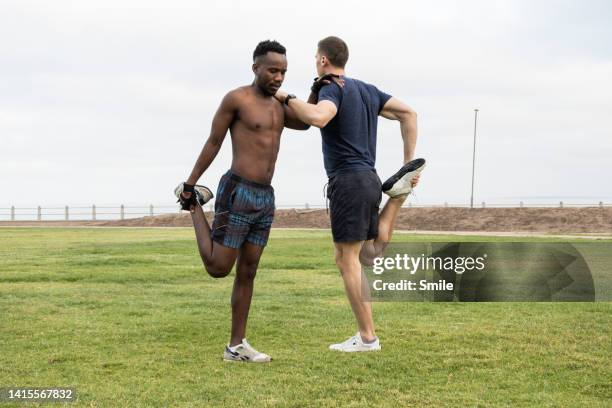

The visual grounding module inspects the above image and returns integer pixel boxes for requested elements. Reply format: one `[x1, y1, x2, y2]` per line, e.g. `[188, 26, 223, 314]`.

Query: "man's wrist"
[284, 94, 296, 106]
[275, 90, 288, 102]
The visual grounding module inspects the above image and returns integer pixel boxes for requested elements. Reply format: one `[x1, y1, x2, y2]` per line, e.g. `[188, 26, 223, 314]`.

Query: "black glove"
[310, 73, 341, 94]
[177, 183, 196, 211]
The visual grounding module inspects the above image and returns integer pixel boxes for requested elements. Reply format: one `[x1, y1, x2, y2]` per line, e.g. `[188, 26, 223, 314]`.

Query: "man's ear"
[252, 63, 258, 75]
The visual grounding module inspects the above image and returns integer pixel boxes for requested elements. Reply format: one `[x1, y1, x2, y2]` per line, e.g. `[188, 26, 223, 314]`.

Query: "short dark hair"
[253, 40, 286, 61]
[317, 36, 349, 68]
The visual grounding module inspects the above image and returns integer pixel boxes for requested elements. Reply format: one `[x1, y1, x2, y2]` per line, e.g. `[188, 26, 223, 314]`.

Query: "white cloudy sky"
[1, 0, 611, 208]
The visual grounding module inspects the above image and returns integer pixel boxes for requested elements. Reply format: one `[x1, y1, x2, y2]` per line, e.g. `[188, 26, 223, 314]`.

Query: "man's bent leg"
[360, 195, 407, 264]
[335, 241, 376, 342]
[190, 204, 238, 278]
[229, 242, 264, 346]
[375, 194, 407, 247]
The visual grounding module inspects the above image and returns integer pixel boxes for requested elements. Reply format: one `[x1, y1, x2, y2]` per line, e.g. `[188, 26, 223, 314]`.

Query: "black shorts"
[326, 169, 382, 242]
[211, 170, 275, 248]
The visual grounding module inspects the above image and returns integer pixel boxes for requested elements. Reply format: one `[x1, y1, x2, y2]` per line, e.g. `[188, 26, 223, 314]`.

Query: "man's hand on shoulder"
[311, 74, 344, 94]
[274, 86, 338, 129]
[275, 90, 310, 130]
[274, 89, 288, 104]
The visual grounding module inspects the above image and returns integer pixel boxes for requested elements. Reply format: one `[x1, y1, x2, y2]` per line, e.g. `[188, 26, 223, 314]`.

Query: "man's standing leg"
[222, 239, 272, 362]
[221, 181, 274, 363]
[229, 242, 264, 346]
[334, 241, 377, 342]
[330, 196, 407, 352]
[327, 171, 383, 352]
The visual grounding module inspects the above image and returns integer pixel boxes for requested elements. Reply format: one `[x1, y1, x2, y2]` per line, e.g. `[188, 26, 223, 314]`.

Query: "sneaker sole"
[222, 357, 272, 363]
[329, 346, 381, 352]
[194, 186, 214, 206]
[381, 158, 426, 192]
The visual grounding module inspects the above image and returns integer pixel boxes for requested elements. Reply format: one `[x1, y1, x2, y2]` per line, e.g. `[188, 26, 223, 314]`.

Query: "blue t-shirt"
[318, 77, 392, 177]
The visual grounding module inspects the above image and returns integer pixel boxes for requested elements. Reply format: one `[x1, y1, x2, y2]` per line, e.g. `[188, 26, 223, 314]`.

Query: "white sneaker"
[381, 158, 426, 198]
[223, 339, 272, 363]
[329, 333, 381, 352]
[174, 182, 214, 206]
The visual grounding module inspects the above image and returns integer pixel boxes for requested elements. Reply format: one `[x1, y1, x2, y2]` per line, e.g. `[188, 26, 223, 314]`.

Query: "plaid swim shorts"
[211, 170, 275, 248]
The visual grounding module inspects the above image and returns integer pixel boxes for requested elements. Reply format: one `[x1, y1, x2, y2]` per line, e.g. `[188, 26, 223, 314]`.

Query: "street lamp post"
[470, 109, 479, 209]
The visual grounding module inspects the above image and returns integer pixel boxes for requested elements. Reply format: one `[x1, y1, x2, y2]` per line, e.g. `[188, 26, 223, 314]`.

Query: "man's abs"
[228, 94, 284, 184]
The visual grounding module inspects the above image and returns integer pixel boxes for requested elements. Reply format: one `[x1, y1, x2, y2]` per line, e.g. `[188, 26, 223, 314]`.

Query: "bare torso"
[229, 86, 285, 184]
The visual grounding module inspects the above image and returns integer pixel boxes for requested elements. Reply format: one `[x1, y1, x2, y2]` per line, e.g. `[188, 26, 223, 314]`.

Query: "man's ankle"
[360, 332, 377, 344]
[229, 338, 243, 348]
[389, 194, 408, 202]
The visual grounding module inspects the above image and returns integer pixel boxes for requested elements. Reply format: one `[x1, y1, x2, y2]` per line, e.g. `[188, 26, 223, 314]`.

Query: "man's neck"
[251, 82, 273, 98]
[324, 67, 345, 76]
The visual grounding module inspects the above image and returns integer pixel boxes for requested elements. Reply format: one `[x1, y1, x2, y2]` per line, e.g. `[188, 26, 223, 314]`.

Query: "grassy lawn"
[0, 228, 610, 407]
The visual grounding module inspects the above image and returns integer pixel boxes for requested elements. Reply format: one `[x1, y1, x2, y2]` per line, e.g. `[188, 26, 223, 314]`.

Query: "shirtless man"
[174, 40, 307, 363]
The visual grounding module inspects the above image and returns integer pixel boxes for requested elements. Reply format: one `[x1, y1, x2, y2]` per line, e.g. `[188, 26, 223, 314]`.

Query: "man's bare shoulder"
[213, 87, 251, 114]
[223, 86, 254, 104]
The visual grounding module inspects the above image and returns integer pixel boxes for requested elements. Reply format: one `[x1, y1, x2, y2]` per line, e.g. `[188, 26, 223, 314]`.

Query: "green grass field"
[0, 228, 610, 407]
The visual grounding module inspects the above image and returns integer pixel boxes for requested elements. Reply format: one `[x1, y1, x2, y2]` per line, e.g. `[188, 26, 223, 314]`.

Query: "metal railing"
[0, 201, 609, 222]
[0, 205, 180, 222]
[407, 201, 611, 209]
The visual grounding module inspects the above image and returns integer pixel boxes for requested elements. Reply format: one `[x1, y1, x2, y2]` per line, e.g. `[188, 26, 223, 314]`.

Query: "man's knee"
[359, 240, 386, 266]
[359, 243, 376, 266]
[204, 262, 232, 279]
[236, 256, 260, 283]
[335, 246, 360, 270]
[236, 267, 257, 283]
[334, 249, 346, 268]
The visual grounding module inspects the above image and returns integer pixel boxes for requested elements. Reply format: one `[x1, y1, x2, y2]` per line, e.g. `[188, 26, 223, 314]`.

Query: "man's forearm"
[286, 98, 321, 127]
[399, 113, 418, 163]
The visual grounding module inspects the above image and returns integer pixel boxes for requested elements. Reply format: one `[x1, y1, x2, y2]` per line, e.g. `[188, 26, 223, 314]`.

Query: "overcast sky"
[1, 0, 611, 208]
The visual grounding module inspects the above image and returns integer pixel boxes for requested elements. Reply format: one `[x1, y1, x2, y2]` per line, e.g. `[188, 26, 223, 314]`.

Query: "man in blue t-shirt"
[274, 36, 425, 352]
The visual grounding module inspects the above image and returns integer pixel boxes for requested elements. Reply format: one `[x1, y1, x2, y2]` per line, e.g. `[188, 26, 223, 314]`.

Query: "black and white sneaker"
[173, 182, 214, 206]
[381, 158, 426, 198]
[223, 339, 272, 363]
